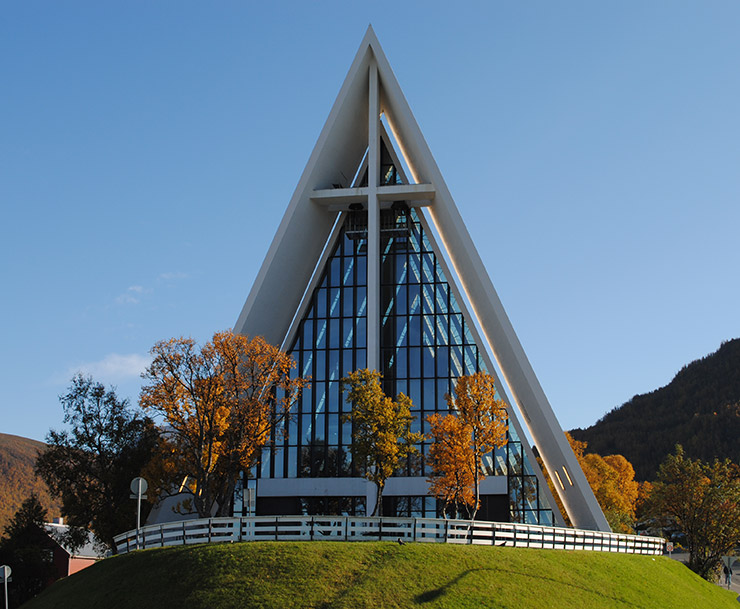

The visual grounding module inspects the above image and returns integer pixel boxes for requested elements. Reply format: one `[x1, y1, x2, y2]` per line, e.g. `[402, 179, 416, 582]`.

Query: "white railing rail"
[113, 516, 664, 556]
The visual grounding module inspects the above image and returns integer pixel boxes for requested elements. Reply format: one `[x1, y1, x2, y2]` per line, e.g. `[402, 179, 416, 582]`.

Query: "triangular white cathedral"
[235, 26, 610, 531]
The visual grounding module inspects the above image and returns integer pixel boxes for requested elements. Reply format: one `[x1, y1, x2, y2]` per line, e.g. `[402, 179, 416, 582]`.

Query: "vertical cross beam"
[366, 58, 380, 371]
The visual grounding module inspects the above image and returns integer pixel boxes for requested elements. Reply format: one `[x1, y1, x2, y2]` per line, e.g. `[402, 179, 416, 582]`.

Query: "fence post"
[182, 520, 186, 545]
[208, 518, 212, 543]
[413, 518, 417, 542]
[310, 516, 314, 542]
[160, 524, 164, 548]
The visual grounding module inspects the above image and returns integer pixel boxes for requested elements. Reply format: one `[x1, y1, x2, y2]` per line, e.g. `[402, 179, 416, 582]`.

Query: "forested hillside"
[571, 338, 740, 480]
[0, 433, 61, 531]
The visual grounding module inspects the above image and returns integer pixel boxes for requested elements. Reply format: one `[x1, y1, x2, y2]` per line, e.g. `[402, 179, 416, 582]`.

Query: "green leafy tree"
[36, 375, 159, 551]
[647, 445, 740, 580]
[0, 495, 55, 608]
[342, 369, 422, 516]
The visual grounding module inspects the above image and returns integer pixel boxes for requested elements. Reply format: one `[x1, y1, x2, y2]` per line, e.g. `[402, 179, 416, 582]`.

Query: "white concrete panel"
[258, 477, 371, 497]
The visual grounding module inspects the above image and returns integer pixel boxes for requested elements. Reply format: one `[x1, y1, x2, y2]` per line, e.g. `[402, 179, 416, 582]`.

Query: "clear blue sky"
[2, 2, 739, 442]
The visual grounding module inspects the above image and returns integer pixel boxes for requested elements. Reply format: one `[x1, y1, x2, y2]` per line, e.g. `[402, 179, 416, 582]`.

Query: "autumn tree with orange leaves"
[427, 372, 508, 520]
[140, 331, 307, 517]
[539, 433, 640, 533]
[426, 413, 476, 518]
[341, 369, 422, 516]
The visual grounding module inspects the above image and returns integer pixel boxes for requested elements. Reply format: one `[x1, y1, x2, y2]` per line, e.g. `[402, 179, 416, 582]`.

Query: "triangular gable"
[236, 26, 609, 531]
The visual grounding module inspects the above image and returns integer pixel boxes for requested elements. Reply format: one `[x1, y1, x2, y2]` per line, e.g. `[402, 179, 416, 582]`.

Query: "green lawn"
[24, 541, 738, 609]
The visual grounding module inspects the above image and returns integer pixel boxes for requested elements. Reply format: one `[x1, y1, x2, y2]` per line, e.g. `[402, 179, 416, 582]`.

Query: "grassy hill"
[0, 433, 61, 532]
[23, 541, 738, 609]
[571, 338, 740, 480]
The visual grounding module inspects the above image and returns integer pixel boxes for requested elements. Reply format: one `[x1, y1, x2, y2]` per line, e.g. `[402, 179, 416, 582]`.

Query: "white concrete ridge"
[235, 25, 610, 532]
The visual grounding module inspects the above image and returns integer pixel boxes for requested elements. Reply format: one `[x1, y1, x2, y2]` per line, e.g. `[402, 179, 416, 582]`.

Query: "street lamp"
[1, 565, 11, 609]
[130, 477, 148, 550]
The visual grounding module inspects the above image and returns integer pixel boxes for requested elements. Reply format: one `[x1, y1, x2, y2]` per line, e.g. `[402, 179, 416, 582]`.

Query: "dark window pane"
[315, 351, 326, 381]
[342, 317, 354, 348]
[287, 447, 298, 478]
[436, 284, 448, 314]
[408, 347, 421, 378]
[330, 257, 341, 287]
[302, 414, 313, 444]
[300, 386, 312, 414]
[355, 317, 366, 348]
[435, 347, 449, 378]
[260, 447, 271, 478]
[423, 378, 436, 410]
[328, 414, 339, 445]
[342, 256, 354, 286]
[329, 287, 341, 317]
[316, 319, 327, 349]
[314, 384, 326, 413]
[395, 253, 407, 283]
[408, 283, 421, 314]
[422, 253, 435, 283]
[342, 350, 353, 376]
[408, 255, 421, 283]
[325, 381, 338, 413]
[408, 379, 422, 408]
[356, 287, 367, 317]
[408, 315, 421, 346]
[422, 284, 435, 314]
[328, 349, 340, 381]
[395, 348, 407, 378]
[356, 256, 367, 285]
[450, 345, 463, 377]
[301, 351, 313, 379]
[273, 448, 284, 478]
[314, 414, 325, 444]
[329, 318, 340, 349]
[342, 287, 354, 317]
[464, 345, 477, 375]
[302, 320, 313, 349]
[435, 315, 448, 345]
[422, 315, 434, 346]
[316, 288, 327, 318]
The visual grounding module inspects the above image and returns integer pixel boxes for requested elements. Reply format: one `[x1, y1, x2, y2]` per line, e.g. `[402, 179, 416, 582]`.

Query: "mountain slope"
[0, 433, 61, 531]
[571, 339, 740, 480]
[24, 541, 739, 609]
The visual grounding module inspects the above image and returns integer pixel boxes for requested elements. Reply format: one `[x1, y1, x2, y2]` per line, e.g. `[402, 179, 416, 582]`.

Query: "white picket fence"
[114, 515, 664, 555]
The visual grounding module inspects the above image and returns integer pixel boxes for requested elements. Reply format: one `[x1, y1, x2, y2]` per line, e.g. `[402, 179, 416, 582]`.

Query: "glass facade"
[243, 132, 554, 524]
[246, 207, 554, 525]
[263, 225, 368, 481]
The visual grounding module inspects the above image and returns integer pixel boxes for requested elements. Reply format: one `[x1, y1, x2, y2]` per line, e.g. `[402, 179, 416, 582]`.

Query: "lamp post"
[1, 565, 11, 609]
[130, 477, 148, 550]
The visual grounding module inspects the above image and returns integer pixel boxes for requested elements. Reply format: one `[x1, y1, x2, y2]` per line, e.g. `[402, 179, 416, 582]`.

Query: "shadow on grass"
[413, 565, 659, 608]
[415, 569, 483, 603]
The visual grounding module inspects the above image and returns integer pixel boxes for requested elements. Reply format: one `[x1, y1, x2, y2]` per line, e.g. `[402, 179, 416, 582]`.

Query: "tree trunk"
[372, 481, 384, 517]
[471, 431, 480, 521]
